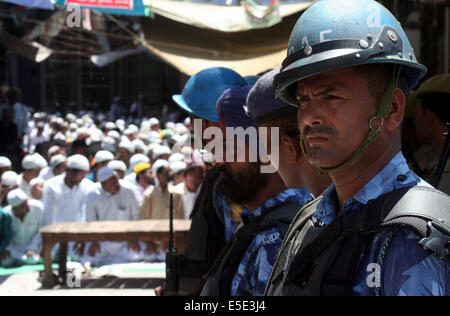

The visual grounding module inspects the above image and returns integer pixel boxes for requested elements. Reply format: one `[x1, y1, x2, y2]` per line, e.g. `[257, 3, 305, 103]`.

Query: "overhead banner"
[64, 0, 133, 10]
[56, 0, 148, 16]
[0, 0, 53, 10]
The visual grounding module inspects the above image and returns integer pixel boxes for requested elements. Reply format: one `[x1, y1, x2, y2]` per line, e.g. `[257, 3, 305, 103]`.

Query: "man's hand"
[0, 250, 10, 260]
[88, 242, 101, 257]
[74, 242, 85, 257]
[127, 241, 141, 254]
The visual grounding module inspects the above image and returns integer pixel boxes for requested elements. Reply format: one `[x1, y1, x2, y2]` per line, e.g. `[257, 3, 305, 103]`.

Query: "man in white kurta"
[82, 167, 142, 266]
[1, 189, 44, 267]
[42, 155, 95, 260]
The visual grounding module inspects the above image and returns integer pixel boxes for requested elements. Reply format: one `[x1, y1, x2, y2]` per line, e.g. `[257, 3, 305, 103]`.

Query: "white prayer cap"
[0, 156, 12, 168]
[180, 146, 194, 160]
[129, 153, 149, 171]
[152, 145, 172, 160]
[140, 120, 150, 130]
[170, 161, 186, 175]
[34, 153, 48, 168]
[102, 137, 116, 153]
[56, 117, 65, 126]
[69, 123, 78, 131]
[147, 143, 159, 156]
[115, 119, 126, 127]
[168, 153, 184, 163]
[200, 150, 213, 164]
[33, 112, 42, 120]
[95, 150, 114, 164]
[7, 189, 28, 207]
[105, 122, 116, 130]
[50, 154, 66, 168]
[119, 139, 135, 153]
[48, 146, 61, 157]
[149, 118, 160, 127]
[153, 159, 169, 174]
[107, 130, 120, 140]
[175, 123, 189, 135]
[88, 131, 102, 143]
[22, 154, 40, 170]
[165, 122, 176, 131]
[184, 117, 191, 126]
[128, 124, 139, 134]
[132, 139, 146, 152]
[82, 114, 93, 124]
[66, 154, 90, 171]
[30, 177, 44, 188]
[1, 171, 18, 186]
[108, 160, 127, 173]
[97, 166, 116, 183]
[66, 113, 77, 122]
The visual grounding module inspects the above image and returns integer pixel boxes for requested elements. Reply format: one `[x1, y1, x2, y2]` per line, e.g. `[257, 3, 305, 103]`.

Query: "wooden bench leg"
[58, 242, 68, 284]
[42, 239, 56, 288]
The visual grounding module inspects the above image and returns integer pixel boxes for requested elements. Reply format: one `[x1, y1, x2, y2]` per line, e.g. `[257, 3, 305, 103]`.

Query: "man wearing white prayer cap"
[101, 136, 116, 154]
[104, 122, 116, 132]
[1, 171, 18, 207]
[170, 161, 186, 187]
[118, 139, 135, 171]
[47, 146, 62, 158]
[1, 189, 44, 267]
[82, 167, 142, 266]
[33, 153, 48, 169]
[29, 178, 44, 201]
[152, 145, 171, 161]
[39, 154, 67, 181]
[108, 160, 127, 179]
[141, 159, 184, 220]
[0, 156, 12, 178]
[125, 154, 150, 185]
[168, 153, 184, 163]
[18, 154, 42, 197]
[91, 150, 115, 182]
[132, 139, 146, 155]
[149, 118, 160, 131]
[42, 154, 95, 260]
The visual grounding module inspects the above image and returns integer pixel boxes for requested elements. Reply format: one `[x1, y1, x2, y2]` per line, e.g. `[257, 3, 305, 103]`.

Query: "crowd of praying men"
[0, 112, 209, 267]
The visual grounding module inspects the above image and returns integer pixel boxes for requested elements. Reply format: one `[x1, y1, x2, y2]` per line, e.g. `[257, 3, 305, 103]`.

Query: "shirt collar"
[314, 151, 422, 225]
[240, 187, 313, 222]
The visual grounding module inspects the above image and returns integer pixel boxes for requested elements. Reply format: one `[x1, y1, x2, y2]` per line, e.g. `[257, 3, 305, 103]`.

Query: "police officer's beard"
[218, 163, 268, 205]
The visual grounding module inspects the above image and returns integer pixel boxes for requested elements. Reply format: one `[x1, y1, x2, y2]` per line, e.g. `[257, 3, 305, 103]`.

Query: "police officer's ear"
[280, 135, 301, 161]
[385, 88, 406, 133]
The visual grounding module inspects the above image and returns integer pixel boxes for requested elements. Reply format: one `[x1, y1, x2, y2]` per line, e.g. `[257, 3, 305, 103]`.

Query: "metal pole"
[445, 6, 449, 73]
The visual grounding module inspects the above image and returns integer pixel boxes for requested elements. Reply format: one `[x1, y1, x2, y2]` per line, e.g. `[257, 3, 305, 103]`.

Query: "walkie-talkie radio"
[165, 193, 181, 294]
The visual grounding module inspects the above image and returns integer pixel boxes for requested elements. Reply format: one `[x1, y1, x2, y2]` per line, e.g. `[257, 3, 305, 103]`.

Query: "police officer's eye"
[326, 95, 342, 100]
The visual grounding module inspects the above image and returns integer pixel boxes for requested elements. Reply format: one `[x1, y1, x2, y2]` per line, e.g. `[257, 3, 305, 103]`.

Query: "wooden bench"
[39, 220, 191, 288]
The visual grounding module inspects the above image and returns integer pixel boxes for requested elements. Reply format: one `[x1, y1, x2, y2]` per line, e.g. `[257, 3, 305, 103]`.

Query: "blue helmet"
[172, 67, 248, 123]
[274, 0, 427, 106]
[244, 75, 260, 86]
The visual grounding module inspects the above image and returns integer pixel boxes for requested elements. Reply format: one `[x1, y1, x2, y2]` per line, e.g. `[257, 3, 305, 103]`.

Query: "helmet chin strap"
[300, 66, 402, 175]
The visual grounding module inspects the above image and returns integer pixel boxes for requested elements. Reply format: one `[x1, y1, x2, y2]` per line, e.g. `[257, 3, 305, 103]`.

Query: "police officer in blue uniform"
[265, 0, 449, 296]
[200, 85, 313, 296]
[169, 67, 249, 295]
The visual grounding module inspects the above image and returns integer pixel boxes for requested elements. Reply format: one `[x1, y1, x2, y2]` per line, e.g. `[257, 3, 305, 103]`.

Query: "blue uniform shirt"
[0, 207, 12, 256]
[231, 188, 313, 296]
[313, 151, 449, 296]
